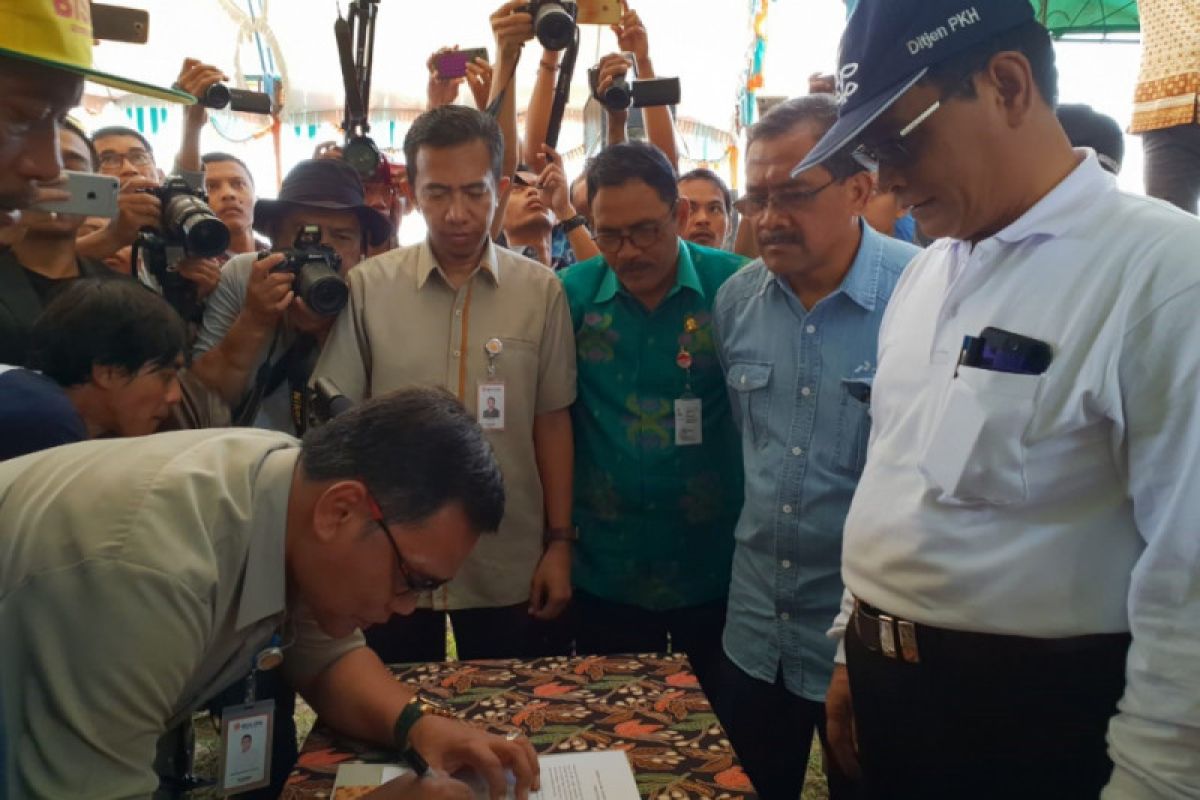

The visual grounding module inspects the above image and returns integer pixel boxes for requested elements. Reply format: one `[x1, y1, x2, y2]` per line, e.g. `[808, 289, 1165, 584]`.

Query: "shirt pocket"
[834, 377, 873, 474]
[726, 362, 772, 448]
[918, 366, 1042, 506]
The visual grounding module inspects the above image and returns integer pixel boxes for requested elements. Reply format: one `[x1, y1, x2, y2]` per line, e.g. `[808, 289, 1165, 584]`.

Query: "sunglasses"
[850, 99, 942, 172]
[366, 494, 449, 596]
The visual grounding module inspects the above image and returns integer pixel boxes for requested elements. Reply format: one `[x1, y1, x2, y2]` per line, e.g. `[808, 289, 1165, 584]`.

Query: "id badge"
[674, 397, 702, 446]
[218, 700, 274, 795]
[477, 381, 505, 431]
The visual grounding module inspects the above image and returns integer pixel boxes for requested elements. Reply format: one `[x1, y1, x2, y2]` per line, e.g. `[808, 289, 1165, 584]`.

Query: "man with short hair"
[202, 152, 262, 256]
[0, 278, 185, 460]
[194, 158, 391, 435]
[558, 142, 746, 687]
[804, 1, 1200, 796]
[712, 95, 918, 799]
[678, 168, 733, 249]
[0, 120, 115, 366]
[0, 388, 540, 799]
[313, 105, 578, 662]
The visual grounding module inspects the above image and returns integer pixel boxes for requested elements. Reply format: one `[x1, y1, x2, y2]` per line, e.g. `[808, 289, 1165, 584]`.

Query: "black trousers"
[708, 654, 857, 800]
[365, 603, 572, 664]
[1144, 124, 1200, 214]
[846, 611, 1131, 800]
[572, 590, 726, 691]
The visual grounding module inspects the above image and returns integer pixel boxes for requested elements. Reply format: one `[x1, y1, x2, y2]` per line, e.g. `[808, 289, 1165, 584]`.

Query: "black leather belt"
[852, 598, 1131, 666]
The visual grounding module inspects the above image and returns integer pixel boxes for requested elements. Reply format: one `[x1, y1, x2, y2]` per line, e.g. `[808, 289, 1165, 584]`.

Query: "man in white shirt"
[794, 1, 1200, 798]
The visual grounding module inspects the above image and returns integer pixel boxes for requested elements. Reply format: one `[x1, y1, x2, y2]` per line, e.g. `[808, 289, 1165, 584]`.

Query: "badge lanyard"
[674, 316, 703, 446]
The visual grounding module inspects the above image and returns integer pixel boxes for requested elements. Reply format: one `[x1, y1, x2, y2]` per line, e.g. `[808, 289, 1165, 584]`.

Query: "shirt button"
[805, 324, 816, 334]
[455, 309, 463, 317]
[781, 560, 792, 569]
[740, 375, 748, 385]
[800, 386, 812, 397]
[782, 504, 793, 514]
[453, 349, 461, 358]
[791, 446, 803, 456]
[780, 612, 791, 621]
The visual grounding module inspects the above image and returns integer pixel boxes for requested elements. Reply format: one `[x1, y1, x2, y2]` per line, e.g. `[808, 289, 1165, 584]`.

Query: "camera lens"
[602, 75, 633, 111]
[297, 261, 349, 316]
[164, 194, 230, 258]
[201, 83, 232, 110]
[534, 2, 575, 50]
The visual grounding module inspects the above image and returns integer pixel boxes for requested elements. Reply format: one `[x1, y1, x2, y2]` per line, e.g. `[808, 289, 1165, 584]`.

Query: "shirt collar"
[236, 446, 300, 630]
[767, 219, 883, 311]
[417, 238, 501, 290]
[988, 150, 1113, 246]
[593, 238, 702, 304]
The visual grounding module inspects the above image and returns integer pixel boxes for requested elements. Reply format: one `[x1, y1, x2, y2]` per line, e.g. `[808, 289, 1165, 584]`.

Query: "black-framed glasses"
[850, 99, 941, 172]
[97, 150, 154, 169]
[366, 495, 449, 596]
[592, 208, 676, 254]
[732, 177, 838, 218]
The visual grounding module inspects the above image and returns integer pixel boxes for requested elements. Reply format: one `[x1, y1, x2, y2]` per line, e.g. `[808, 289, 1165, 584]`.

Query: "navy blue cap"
[791, 0, 1036, 177]
[254, 158, 393, 246]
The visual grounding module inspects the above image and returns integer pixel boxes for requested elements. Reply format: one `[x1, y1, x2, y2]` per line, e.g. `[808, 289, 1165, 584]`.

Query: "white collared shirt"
[833, 152, 1200, 798]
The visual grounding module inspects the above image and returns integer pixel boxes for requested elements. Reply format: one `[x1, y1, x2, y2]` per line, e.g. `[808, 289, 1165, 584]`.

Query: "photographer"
[192, 158, 390, 434]
[426, 47, 493, 111]
[0, 120, 116, 367]
[501, 147, 598, 268]
[77, 125, 222, 303]
[0, 278, 185, 461]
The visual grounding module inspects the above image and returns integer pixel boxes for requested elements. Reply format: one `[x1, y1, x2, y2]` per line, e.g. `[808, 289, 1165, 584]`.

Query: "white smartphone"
[31, 171, 120, 219]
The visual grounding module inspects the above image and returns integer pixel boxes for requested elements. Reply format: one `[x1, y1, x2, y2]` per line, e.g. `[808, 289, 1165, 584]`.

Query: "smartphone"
[435, 48, 489, 79]
[974, 326, 1054, 375]
[31, 171, 120, 219]
[577, 0, 622, 24]
[91, 3, 150, 44]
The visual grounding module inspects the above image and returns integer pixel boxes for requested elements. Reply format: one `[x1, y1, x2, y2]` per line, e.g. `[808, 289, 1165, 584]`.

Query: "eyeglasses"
[732, 177, 838, 218]
[98, 150, 154, 169]
[366, 494, 449, 596]
[591, 208, 675, 254]
[850, 99, 941, 172]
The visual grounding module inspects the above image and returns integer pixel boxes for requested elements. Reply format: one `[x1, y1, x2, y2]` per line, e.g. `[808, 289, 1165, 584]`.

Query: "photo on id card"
[218, 701, 274, 795]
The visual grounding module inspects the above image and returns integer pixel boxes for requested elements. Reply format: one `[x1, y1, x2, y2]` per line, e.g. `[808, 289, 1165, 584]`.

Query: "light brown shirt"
[0, 430, 363, 799]
[312, 239, 577, 609]
[1131, 0, 1200, 133]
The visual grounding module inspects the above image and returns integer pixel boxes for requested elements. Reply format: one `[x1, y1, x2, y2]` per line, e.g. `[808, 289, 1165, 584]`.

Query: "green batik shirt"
[560, 239, 747, 611]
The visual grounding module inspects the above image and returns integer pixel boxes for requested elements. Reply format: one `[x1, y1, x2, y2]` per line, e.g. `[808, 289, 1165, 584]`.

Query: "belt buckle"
[897, 620, 921, 664]
[878, 614, 897, 659]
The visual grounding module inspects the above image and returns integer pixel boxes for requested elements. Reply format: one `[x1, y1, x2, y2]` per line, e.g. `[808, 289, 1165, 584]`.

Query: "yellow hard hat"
[0, 0, 195, 104]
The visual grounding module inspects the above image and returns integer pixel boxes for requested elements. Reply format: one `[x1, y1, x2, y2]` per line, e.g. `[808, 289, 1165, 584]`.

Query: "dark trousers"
[845, 611, 1131, 800]
[572, 590, 726, 691]
[1144, 124, 1200, 214]
[708, 654, 857, 800]
[365, 603, 572, 664]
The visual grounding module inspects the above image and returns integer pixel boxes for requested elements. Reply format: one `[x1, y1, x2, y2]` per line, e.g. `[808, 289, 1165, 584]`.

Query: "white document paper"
[333, 751, 639, 800]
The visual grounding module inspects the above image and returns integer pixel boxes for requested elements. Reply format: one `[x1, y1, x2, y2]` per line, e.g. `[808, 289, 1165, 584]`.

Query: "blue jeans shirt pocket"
[835, 376, 873, 474]
[727, 362, 772, 448]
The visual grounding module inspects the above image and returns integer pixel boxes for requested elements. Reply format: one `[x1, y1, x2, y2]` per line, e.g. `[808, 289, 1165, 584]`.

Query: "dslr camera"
[519, 0, 577, 50]
[587, 57, 681, 112]
[262, 224, 349, 317]
[134, 177, 230, 320]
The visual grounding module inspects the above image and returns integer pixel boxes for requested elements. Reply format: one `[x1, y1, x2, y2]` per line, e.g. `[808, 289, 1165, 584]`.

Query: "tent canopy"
[1036, 0, 1139, 39]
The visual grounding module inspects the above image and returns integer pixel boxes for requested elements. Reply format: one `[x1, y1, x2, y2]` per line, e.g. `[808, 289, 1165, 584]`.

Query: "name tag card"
[218, 700, 274, 795]
[478, 381, 506, 431]
[675, 398, 702, 446]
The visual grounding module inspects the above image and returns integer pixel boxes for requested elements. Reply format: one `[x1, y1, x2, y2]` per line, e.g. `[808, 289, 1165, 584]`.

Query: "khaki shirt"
[313, 240, 577, 609]
[1131, 0, 1200, 133]
[0, 430, 364, 799]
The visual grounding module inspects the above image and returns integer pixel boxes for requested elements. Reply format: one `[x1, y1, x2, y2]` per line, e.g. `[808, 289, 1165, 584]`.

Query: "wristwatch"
[559, 214, 589, 234]
[392, 699, 426, 753]
[543, 526, 579, 545]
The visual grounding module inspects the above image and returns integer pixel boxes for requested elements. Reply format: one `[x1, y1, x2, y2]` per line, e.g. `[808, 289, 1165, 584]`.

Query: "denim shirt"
[712, 222, 918, 700]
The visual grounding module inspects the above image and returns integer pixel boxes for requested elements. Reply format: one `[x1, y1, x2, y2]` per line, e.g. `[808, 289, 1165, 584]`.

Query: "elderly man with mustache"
[709, 94, 919, 800]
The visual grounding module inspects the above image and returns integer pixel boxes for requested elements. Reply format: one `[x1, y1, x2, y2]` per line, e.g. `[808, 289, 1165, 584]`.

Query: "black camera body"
[200, 83, 274, 115]
[587, 62, 681, 112]
[520, 0, 577, 50]
[262, 225, 348, 317]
